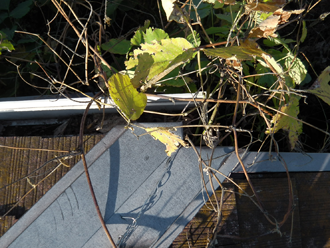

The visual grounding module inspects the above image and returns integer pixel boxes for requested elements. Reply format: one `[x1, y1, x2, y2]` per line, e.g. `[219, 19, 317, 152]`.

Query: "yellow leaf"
[108, 73, 147, 120]
[145, 127, 188, 156]
[308, 66, 330, 106]
[265, 95, 302, 150]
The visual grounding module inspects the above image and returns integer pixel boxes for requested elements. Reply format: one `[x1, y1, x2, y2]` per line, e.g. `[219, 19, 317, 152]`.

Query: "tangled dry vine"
[1, 0, 330, 246]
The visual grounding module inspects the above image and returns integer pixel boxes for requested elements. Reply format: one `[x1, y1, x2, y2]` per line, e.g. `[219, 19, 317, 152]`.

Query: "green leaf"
[300, 20, 307, 43]
[0, 12, 9, 24]
[126, 37, 195, 90]
[108, 73, 147, 120]
[10, 0, 33, 19]
[131, 53, 154, 88]
[1, 25, 16, 40]
[205, 26, 228, 35]
[260, 53, 285, 80]
[308, 66, 330, 106]
[0, 31, 8, 39]
[255, 63, 276, 87]
[203, 39, 265, 60]
[266, 95, 302, 150]
[106, 0, 134, 18]
[101, 38, 131, 55]
[186, 31, 200, 48]
[155, 67, 193, 87]
[189, 0, 212, 21]
[0, 0, 10, 11]
[0, 39, 15, 55]
[131, 29, 144, 46]
[143, 28, 169, 44]
[285, 53, 307, 85]
[215, 13, 233, 23]
[130, 21, 150, 47]
[263, 37, 295, 47]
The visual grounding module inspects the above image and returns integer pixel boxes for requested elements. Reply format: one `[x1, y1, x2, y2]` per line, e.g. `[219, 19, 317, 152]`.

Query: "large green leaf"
[266, 95, 302, 150]
[108, 73, 147, 120]
[285, 53, 307, 85]
[10, 0, 33, 19]
[265, 37, 307, 86]
[126, 37, 195, 90]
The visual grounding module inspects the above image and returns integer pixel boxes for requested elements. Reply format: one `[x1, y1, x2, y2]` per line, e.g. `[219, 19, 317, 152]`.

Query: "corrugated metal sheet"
[1, 134, 330, 247]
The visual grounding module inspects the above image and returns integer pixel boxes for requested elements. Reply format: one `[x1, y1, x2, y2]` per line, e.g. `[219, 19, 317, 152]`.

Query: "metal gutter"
[0, 92, 204, 120]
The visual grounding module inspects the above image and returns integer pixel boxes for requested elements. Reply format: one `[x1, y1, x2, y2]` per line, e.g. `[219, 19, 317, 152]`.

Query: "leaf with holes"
[108, 73, 147, 120]
[265, 95, 302, 150]
[145, 127, 188, 156]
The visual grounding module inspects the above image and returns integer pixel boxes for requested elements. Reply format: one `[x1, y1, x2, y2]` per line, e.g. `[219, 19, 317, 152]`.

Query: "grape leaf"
[131, 53, 154, 88]
[145, 127, 188, 156]
[308, 66, 330, 106]
[266, 95, 302, 150]
[130, 20, 150, 46]
[108, 73, 147, 120]
[126, 37, 195, 90]
[144, 28, 169, 44]
[285, 53, 307, 85]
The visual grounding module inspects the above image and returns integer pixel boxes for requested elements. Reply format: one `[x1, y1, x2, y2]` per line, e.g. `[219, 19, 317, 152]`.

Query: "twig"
[78, 92, 117, 248]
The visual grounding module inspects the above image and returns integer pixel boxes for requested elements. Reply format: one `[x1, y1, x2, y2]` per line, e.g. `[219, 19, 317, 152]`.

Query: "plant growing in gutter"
[2, 0, 330, 246]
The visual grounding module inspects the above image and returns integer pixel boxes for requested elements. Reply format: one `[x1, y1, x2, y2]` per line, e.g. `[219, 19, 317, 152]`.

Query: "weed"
[1, 0, 330, 246]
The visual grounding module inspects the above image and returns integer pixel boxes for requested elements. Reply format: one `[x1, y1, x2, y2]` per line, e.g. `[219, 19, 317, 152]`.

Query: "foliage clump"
[1, 0, 330, 153]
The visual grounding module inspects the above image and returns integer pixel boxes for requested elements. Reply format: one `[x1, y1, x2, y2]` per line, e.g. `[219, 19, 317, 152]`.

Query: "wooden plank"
[0, 135, 104, 237]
